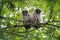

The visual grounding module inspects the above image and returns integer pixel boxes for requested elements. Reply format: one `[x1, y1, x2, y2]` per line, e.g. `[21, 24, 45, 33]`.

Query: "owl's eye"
[25, 11, 28, 13]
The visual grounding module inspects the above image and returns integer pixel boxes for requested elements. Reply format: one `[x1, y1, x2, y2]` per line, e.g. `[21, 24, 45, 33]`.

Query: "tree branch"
[1, 29, 29, 39]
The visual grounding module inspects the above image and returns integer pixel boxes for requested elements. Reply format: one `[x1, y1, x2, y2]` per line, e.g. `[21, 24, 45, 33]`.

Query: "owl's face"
[22, 10, 28, 15]
[35, 9, 41, 14]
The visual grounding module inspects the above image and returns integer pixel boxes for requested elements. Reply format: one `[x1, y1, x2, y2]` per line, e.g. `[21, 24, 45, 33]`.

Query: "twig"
[45, 24, 60, 28]
[50, 21, 60, 22]
[0, 16, 23, 22]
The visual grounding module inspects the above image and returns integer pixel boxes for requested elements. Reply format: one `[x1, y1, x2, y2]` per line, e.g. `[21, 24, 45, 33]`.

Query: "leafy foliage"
[0, 0, 60, 40]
